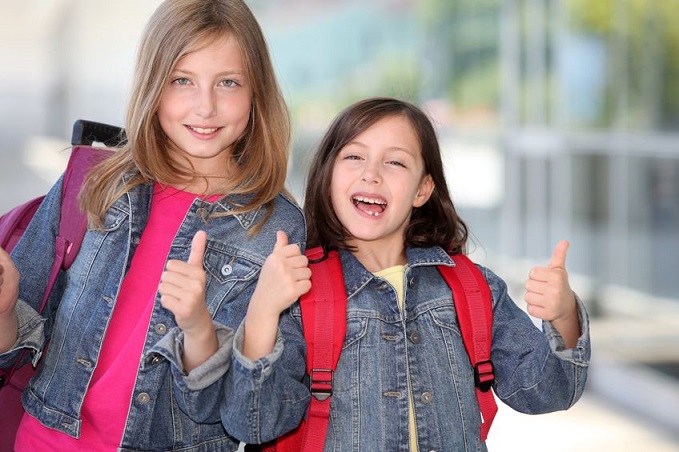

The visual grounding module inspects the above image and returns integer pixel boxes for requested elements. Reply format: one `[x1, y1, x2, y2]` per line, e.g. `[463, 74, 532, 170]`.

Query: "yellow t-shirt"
[375, 265, 418, 451]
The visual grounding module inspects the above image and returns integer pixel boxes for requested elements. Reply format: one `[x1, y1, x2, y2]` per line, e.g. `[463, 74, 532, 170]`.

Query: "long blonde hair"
[80, 0, 290, 231]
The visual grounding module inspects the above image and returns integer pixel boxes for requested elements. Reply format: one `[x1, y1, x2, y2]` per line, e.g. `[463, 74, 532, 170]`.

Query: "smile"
[187, 125, 219, 134]
[352, 195, 386, 216]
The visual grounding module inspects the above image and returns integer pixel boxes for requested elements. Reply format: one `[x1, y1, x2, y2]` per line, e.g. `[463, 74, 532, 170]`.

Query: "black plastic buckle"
[310, 368, 333, 401]
[474, 360, 495, 393]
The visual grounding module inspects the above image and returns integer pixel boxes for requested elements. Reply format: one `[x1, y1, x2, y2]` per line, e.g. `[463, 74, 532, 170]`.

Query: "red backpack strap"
[274, 247, 347, 452]
[438, 254, 497, 441]
[300, 247, 346, 451]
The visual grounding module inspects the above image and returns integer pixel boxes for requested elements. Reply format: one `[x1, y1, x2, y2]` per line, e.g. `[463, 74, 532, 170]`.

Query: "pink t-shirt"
[15, 184, 218, 451]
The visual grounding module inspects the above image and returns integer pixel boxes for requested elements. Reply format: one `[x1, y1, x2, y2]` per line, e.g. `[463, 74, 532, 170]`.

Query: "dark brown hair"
[304, 97, 468, 253]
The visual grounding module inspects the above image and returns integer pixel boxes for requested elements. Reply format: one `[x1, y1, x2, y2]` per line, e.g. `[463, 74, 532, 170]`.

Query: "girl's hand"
[0, 247, 20, 352]
[525, 240, 580, 348]
[242, 231, 311, 360]
[159, 230, 216, 371]
[0, 247, 19, 314]
[250, 230, 312, 318]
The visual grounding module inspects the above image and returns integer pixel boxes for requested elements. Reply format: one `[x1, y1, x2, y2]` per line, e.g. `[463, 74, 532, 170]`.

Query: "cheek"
[329, 177, 346, 211]
[157, 92, 185, 124]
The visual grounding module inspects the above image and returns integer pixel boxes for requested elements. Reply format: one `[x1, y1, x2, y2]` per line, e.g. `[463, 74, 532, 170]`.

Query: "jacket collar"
[338, 246, 454, 299]
[121, 173, 263, 232]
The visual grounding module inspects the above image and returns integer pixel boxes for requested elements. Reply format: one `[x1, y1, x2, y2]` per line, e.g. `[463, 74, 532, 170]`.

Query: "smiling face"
[157, 33, 252, 178]
[330, 114, 434, 260]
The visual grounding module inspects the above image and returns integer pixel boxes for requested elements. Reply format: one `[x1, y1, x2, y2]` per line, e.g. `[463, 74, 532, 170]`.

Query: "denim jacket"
[232, 246, 591, 451]
[0, 172, 309, 451]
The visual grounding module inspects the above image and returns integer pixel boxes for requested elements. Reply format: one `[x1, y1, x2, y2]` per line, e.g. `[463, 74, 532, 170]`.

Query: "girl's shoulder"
[273, 189, 303, 212]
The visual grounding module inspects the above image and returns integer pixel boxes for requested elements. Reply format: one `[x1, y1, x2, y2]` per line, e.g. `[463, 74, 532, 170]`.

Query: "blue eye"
[219, 79, 239, 87]
[172, 77, 191, 86]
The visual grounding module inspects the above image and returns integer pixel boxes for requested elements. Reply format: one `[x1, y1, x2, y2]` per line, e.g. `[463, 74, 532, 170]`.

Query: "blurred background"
[1, 0, 678, 450]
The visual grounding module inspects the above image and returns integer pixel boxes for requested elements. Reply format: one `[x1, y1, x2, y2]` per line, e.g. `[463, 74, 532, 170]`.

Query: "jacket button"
[408, 277, 416, 288]
[409, 332, 421, 344]
[197, 207, 209, 223]
[137, 392, 151, 404]
[421, 392, 433, 403]
[149, 354, 162, 365]
[154, 324, 167, 335]
[221, 264, 233, 276]
[377, 282, 389, 291]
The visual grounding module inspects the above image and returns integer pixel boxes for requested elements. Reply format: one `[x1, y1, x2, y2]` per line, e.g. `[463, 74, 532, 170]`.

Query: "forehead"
[176, 33, 245, 68]
[350, 115, 421, 153]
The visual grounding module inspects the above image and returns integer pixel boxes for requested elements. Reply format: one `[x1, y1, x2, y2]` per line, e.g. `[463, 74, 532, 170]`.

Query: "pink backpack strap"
[438, 254, 497, 441]
[0, 146, 112, 435]
[41, 146, 112, 313]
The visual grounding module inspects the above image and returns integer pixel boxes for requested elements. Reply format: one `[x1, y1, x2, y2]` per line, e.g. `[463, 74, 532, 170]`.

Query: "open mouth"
[352, 195, 386, 216]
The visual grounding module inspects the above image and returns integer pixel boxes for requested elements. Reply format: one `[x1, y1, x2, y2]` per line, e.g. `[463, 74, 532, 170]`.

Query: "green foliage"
[568, 0, 679, 128]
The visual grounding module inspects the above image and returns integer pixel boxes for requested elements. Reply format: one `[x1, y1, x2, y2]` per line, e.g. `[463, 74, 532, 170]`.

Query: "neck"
[350, 241, 407, 273]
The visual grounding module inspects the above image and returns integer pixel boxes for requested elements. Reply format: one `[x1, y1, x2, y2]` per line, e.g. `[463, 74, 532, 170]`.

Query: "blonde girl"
[0, 0, 309, 450]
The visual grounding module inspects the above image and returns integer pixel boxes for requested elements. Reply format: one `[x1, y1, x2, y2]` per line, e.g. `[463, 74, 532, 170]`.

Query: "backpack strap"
[438, 254, 497, 441]
[297, 247, 346, 451]
[40, 146, 112, 314]
[270, 247, 346, 452]
[0, 146, 111, 384]
[274, 250, 496, 451]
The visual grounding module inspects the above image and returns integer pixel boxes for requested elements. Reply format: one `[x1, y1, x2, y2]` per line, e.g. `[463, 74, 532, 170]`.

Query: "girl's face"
[158, 34, 252, 177]
[331, 115, 434, 256]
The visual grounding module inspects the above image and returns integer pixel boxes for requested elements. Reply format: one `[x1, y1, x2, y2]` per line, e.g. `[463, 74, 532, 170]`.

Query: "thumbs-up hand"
[524, 240, 576, 324]
[0, 246, 19, 316]
[251, 231, 312, 317]
[159, 230, 211, 335]
[0, 246, 20, 353]
[242, 231, 311, 360]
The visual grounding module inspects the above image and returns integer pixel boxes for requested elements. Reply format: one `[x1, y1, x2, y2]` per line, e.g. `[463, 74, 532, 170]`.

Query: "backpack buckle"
[474, 360, 494, 392]
[310, 368, 333, 401]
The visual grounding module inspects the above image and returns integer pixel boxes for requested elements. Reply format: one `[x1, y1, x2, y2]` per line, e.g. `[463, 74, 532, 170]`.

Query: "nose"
[194, 87, 217, 118]
[361, 160, 381, 184]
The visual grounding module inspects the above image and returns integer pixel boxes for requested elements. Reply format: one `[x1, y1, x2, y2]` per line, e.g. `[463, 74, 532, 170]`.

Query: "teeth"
[190, 126, 218, 134]
[353, 196, 386, 205]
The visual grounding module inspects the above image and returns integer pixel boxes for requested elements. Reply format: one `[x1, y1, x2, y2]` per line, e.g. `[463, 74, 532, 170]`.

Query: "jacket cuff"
[153, 321, 235, 391]
[543, 294, 591, 365]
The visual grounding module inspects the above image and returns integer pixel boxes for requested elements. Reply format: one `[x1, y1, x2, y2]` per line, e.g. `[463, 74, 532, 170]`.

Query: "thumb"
[187, 230, 207, 267]
[274, 230, 289, 251]
[548, 240, 569, 269]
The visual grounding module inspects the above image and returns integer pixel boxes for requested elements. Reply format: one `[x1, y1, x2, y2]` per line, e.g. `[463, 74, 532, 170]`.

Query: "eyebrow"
[171, 68, 246, 77]
[345, 141, 415, 155]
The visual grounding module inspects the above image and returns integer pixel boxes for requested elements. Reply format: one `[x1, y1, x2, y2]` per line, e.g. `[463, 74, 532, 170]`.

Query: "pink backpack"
[0, 120, 120, 450]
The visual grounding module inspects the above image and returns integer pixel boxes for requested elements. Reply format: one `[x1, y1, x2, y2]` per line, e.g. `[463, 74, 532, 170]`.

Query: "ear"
[413, 174, 434, 208]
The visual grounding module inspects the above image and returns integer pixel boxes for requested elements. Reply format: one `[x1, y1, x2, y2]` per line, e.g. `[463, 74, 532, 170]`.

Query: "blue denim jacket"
[0, 173, 309, 451]
[232, 246, 591, 451]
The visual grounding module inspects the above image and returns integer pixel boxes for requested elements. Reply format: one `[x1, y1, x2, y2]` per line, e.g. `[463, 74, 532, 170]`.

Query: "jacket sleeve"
[223, 306, 310, 444]
[483, 266, 591, 414]
[0, 176, 66, 369]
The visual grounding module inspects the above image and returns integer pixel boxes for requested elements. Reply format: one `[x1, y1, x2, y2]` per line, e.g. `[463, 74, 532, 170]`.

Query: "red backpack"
[0, 120, 120, 451]
[264, 246, 497, 451]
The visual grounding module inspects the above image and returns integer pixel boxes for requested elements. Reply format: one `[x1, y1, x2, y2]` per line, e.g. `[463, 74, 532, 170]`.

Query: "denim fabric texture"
[233, 246, 591, 452]
[0, 172, 309, 451]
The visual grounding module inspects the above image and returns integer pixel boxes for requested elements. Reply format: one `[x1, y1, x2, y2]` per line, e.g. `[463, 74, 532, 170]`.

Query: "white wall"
[0, 0, 161, 209]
